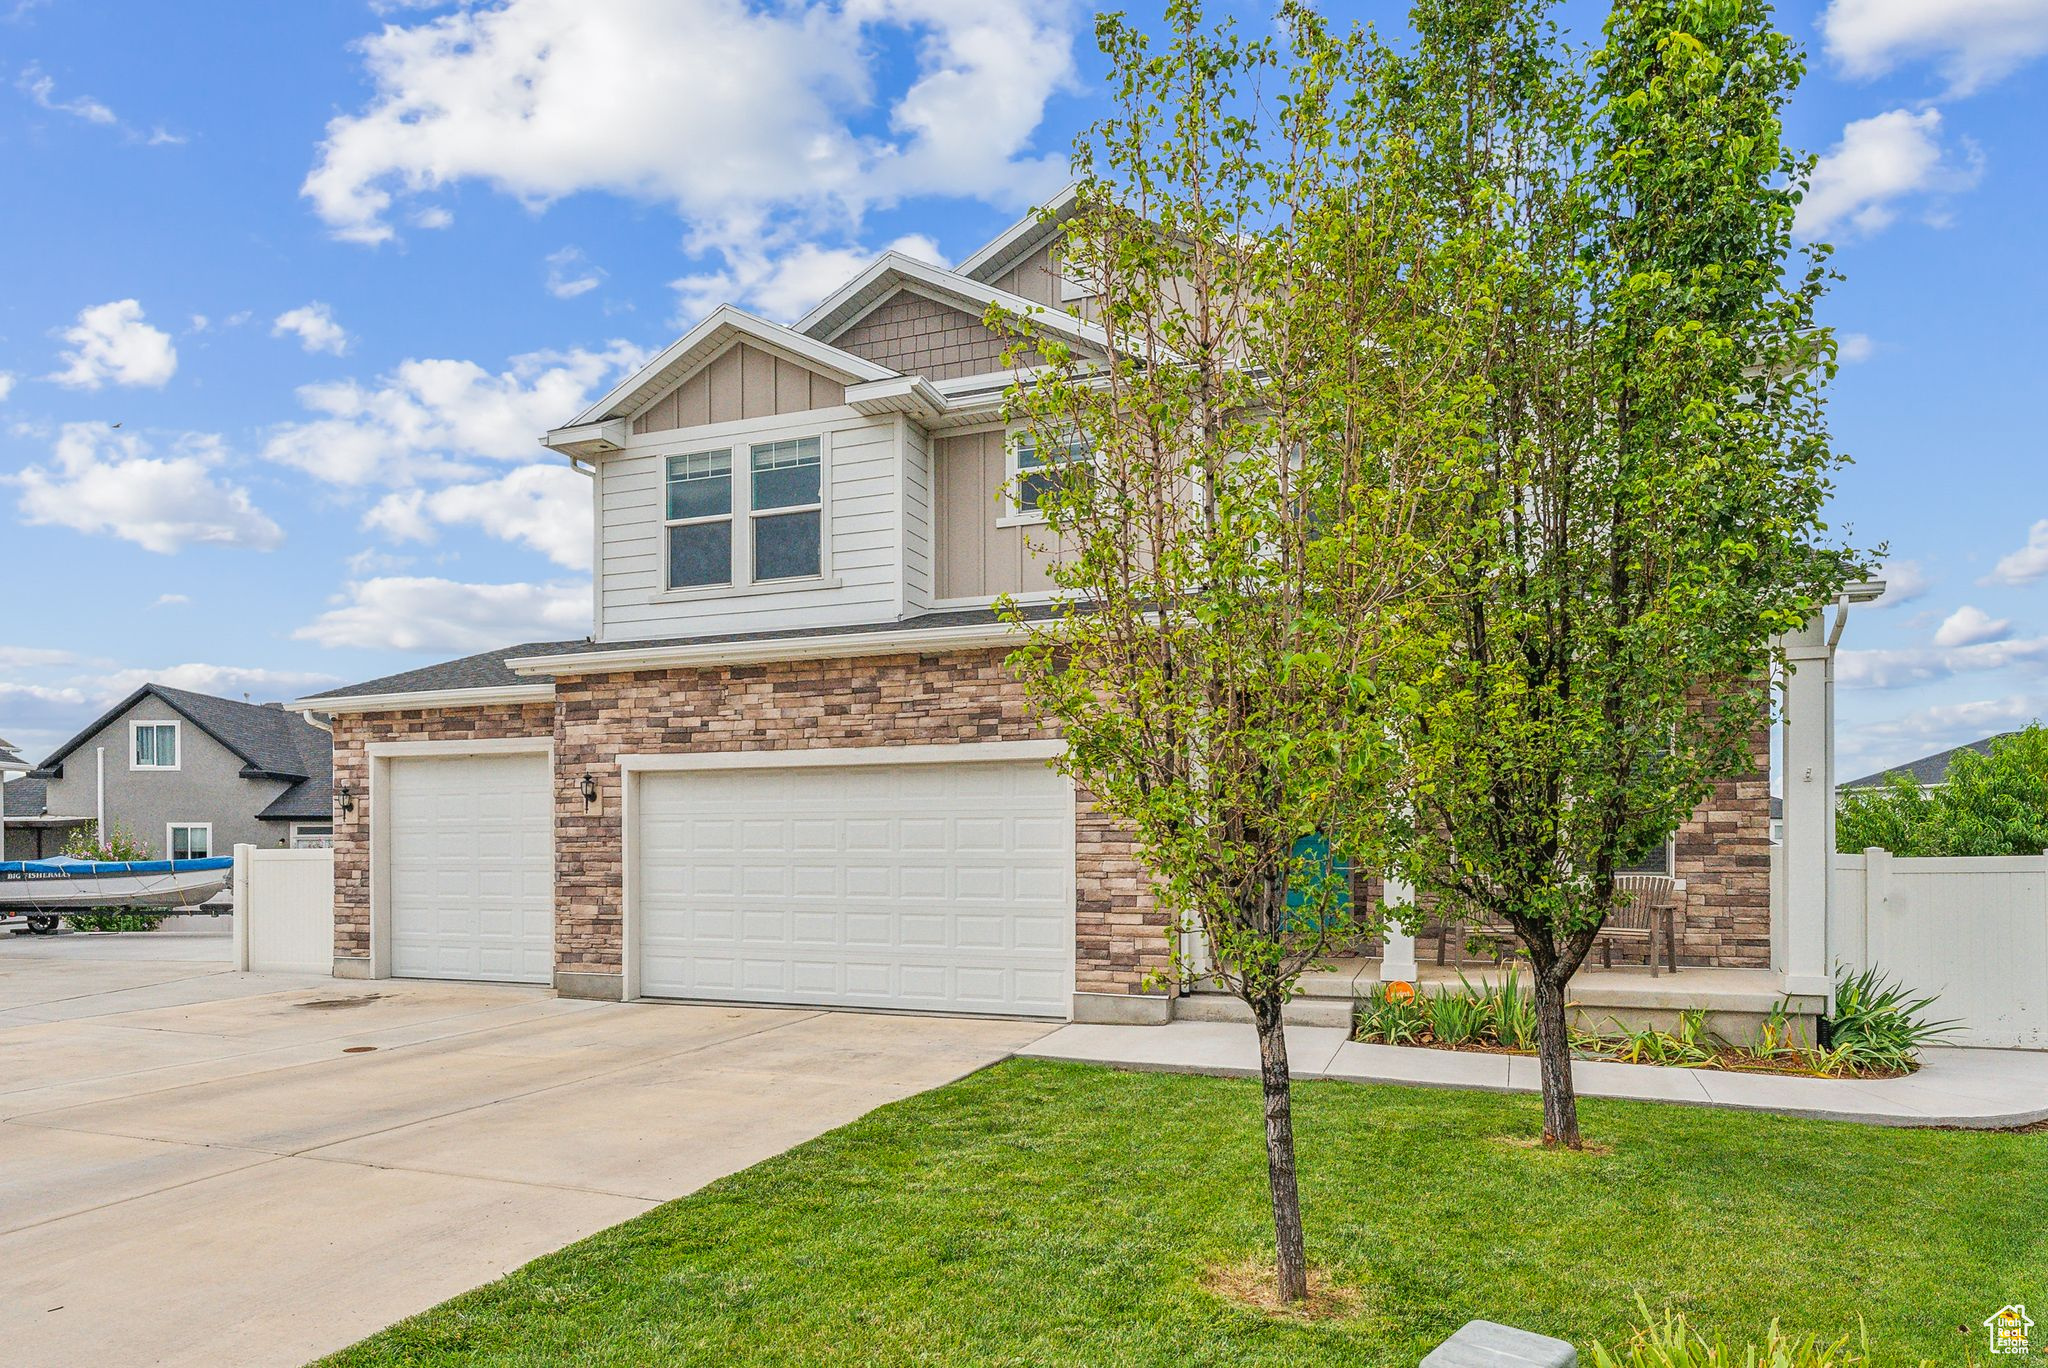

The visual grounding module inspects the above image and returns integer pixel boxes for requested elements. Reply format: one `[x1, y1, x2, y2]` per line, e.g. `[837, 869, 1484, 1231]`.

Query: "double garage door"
[633, 759, 1074, 1018]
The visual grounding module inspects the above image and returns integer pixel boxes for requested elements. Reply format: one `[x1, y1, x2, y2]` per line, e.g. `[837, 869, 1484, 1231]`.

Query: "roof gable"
[631, 338, 850, 435]
[956, 183, 1080, 283]
[556, 306, 895, 439]
[32, 684, 330, 785]
[795, 252, 1111, 370]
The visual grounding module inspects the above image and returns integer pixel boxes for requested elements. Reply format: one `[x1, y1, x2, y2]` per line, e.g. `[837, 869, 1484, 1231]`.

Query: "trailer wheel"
[26, 916, 60, 935]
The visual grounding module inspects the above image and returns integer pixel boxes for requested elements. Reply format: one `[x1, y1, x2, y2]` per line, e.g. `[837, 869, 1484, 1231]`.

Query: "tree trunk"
[1531, 968, 1581, 1148]
[1252, 993, 1309, 1302]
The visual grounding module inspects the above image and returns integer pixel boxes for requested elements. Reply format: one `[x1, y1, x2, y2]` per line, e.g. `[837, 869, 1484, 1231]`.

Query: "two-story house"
[29, 684, 336, 860]
[302, 189, 1774, 1019]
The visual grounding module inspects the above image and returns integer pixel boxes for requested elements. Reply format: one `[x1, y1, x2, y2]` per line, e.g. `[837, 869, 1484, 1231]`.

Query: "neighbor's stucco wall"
[39, 694, 292, 857]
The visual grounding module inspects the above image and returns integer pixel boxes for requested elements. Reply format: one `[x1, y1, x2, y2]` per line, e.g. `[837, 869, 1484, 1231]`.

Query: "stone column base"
[332, 956, 373, 980]
[554, 970, 625, 1001]
[1071, 990, 1172, 1025]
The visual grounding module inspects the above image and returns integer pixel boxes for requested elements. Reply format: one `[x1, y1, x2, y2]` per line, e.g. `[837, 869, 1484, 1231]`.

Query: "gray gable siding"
[834, 289, 1042, 381]
[38, 694, 304, 856]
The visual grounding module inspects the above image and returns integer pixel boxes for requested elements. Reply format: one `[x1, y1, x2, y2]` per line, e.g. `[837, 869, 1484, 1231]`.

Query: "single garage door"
[387, 751, 553, 984]
[635, 759, 1072, 1016]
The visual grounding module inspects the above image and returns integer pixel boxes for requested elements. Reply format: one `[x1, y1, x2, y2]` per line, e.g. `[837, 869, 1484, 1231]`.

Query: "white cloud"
[1796, 108, 1981, 239]
[48, 299, 178, 389]
[1848, 695, 2048, 772]
[363, 463, 591, 570]
[1987, 519, 2048, 586]
[409, 206, 453, 230]
[1933, 604, 2011, 648]
[300, 0, 1074, 291]
[8, 423, 284, 554]
[1838, 635, 2048, 689]
[294, 576, 589, 652]
[1873, 559, 1930, 606]
[16, 62, 115, 125]
[260, 342, 641, 486]
[0, 371, 14, 402]
[545, 246, 605, 299]
[1838, 332, 1875, 363]
[91, 663, 343, 701]
[272, 301, 351, 356]
[1823, 0, 2048, 97]
[0, 646, 75, 670]
[151, 593, 189, 608]
[672, 232, 946, 324]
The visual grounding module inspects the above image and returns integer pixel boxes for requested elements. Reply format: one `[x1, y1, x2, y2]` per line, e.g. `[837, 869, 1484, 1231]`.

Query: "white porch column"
[1381, 875, 1419, 984]
[1776, 608, 1836, 998]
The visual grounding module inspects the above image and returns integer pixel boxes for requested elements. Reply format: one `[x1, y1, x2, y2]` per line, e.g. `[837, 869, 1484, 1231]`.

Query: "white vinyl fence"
[1832, 850, 2048, 1048]
[233, 844, 335, 975]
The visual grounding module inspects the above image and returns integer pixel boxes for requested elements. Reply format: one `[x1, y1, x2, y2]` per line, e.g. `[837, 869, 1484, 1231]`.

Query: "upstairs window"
[750, 437, 823, 581]
[665, 449, 734, 589]
[1009, 431, 1090, 521]
[131, 721, 179, 771]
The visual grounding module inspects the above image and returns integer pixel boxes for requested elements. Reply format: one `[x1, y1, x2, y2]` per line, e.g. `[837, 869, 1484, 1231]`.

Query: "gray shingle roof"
[1842, 731, 2021, 790]
[32, 686, 334, 807]
[2, 775, 85, 825]
[305, 605, 1060, 701]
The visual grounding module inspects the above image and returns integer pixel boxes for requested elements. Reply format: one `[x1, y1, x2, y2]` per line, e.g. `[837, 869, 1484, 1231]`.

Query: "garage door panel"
[635, 759, 1071, 1017]
[388, 752, 552, 986]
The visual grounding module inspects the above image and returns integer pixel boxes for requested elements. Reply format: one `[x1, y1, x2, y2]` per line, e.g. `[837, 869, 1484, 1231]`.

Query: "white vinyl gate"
[1833, 851, 2048, 1047]
[234, 846, 335, 974]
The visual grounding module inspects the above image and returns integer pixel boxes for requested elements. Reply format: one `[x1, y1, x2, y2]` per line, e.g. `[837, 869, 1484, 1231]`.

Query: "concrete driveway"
[0, 931, 1049, 1368]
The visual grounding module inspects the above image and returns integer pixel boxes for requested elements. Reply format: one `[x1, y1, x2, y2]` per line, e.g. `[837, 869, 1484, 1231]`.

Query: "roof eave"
[290, 683, 557, 716]
[504, 621, 1023, 678]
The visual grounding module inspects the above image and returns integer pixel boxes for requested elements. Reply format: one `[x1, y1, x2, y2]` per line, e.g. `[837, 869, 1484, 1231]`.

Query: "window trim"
[289, 822, 334, 850]
[130, 720, 181, 772]
[656, 430, 833, 596]
[662, 447, 737, 591]
[166, 821, 212, 860]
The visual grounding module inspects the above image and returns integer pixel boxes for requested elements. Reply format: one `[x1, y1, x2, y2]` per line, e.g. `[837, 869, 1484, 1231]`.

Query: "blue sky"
[0, 0, 2043, 777]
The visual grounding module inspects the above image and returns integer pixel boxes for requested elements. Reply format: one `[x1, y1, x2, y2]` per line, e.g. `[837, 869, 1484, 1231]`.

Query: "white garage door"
[386, 751, 553, 984]
[634, 759, 1072, 1017]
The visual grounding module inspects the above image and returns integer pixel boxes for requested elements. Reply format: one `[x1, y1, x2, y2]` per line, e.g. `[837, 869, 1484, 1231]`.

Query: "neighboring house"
[4, 774, 89, 861]
[29, 685, 335, 858]
[1840, 732, 2022, 792]
[303, 187, 1790, 1022]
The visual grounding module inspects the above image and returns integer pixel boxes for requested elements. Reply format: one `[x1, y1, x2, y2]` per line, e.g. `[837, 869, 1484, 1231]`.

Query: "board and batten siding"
[632, 341, 848, 434]
[900, 418, 935, 614]
[596, 409, 907, 640]
[932, 428, 1058, 601]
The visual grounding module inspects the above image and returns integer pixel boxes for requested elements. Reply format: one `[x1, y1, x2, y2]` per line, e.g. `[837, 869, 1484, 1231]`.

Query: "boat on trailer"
[0, 856, 235, 933]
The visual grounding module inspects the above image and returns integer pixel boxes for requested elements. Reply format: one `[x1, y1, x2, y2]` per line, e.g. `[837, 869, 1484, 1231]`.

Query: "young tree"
[1838, 725, 2048, 856]
[1382, 0, 1861, 1147]
[992, 4, 1456, 1303]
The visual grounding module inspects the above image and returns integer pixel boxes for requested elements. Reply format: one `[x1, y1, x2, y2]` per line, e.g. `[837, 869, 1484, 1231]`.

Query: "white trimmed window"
[167, 823, 211, 860]
[749, 437, 823, 581]
[664, 449, 734, 589]
[131, 721, 180, 771]
[1007, 431, 1091, 522]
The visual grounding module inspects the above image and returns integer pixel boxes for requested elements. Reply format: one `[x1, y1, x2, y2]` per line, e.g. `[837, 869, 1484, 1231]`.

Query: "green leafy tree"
[1838, 725, 2048, 856]
[992, 3, 1459, 1302]
[1379, 0, 1860, 1147]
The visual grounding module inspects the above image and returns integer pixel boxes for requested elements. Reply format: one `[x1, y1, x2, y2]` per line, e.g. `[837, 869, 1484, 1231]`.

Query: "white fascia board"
[794, 253, 1114, 358]
[845, 374, 948, 420]
[290, 683, 557, 715]
[955, 183, 1081, 280]
[566, 305, 897, 427]
[505, 620, 1023, 677]
[541, 418, 630, 459]
[619, 739, 1066, 773]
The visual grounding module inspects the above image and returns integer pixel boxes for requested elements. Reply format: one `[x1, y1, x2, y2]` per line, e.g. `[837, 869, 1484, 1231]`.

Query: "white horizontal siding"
[598, 410, 905, 640]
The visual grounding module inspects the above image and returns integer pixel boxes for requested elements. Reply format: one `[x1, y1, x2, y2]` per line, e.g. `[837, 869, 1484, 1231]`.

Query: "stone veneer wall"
[329, 701, 557, 962]
[551, 646, 1167, 994]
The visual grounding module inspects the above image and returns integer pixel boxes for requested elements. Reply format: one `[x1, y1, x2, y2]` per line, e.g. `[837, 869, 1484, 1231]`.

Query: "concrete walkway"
[1018, 1020, 2048, 1127]
[0, 932, 1048, 1368]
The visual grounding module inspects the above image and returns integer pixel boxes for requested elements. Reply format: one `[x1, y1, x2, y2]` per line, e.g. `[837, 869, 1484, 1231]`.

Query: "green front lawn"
[328, 1060, 2043, 1366]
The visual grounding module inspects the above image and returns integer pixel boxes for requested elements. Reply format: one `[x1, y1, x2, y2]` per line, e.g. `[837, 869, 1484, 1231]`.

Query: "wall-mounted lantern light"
[580, 773, 599, 811]
[338, 785, 356, 820]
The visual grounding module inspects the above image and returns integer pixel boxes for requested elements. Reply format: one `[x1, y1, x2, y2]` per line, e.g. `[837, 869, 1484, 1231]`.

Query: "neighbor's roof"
[1, 775, 85, 825]
[32, 685, 334, 804]
[1841, 731, 2022, 790]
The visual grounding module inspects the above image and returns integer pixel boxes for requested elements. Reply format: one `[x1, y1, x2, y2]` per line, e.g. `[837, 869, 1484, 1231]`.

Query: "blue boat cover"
[0, 856, 236, 876]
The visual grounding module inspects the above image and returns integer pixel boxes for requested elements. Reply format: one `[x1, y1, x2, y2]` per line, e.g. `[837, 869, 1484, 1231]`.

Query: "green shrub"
[58, 821, 163, 934]
[1589, 1300, 1919, 1367]
[1837, 723, 2048, 856]
[1825, 966, 1956, 1073]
